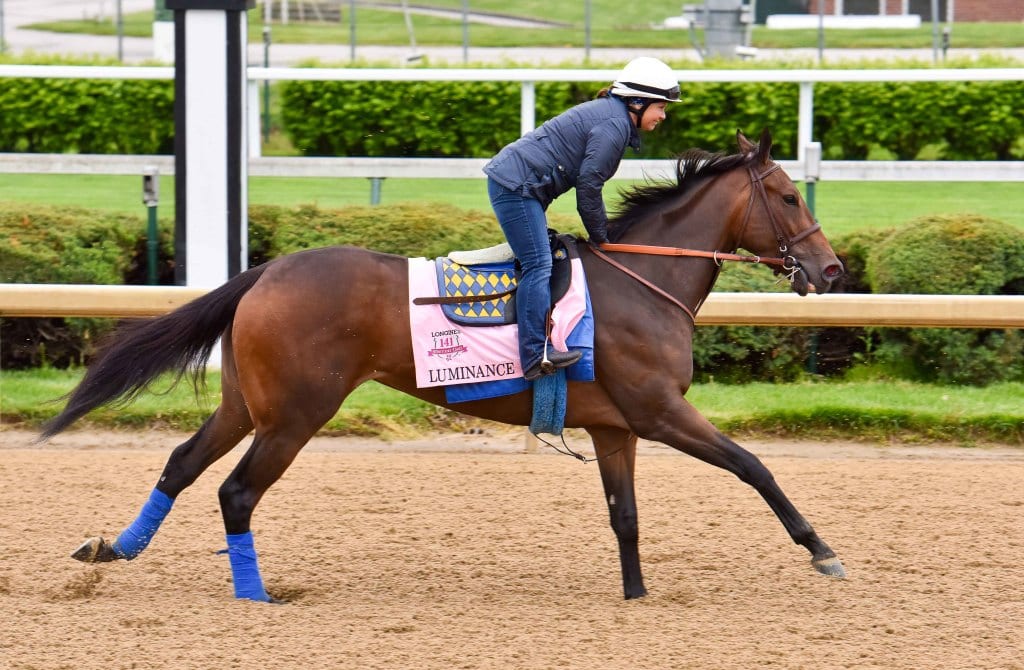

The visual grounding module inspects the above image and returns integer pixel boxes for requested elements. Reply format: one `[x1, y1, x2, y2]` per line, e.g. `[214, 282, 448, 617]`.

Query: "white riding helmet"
[610, 57, 681, 102]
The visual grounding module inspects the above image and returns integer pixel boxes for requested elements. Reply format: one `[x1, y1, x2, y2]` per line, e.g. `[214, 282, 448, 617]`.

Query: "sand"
[1, 427, 1021, 670]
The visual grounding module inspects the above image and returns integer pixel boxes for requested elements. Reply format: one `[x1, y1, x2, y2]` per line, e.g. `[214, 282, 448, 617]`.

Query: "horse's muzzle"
[815, 262, 845, 294]
[789, 260, 844, 296]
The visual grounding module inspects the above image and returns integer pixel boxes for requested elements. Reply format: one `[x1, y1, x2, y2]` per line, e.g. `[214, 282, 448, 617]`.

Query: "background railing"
[2, 65, 1023, 327]
[2, 284, 1023, 329]
[0, 153, 1019, 183]
[1, 64, 1023, 180]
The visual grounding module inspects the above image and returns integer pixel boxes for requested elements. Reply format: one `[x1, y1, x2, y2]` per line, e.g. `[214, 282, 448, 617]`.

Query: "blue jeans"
[488, 177, 551, 371]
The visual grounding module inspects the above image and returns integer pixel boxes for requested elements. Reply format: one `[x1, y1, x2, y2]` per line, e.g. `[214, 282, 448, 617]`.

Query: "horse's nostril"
[823, 263, 844, 280]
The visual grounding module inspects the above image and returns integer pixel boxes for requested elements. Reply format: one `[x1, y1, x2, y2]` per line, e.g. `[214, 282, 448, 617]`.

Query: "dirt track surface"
[1, 428, 1022, 670]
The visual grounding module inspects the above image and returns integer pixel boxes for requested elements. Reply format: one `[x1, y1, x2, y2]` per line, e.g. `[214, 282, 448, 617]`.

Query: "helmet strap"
[628, 100, 652, 129]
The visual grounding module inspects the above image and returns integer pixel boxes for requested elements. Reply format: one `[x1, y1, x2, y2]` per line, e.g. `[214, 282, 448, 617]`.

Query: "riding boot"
[523, 349, 582, 381]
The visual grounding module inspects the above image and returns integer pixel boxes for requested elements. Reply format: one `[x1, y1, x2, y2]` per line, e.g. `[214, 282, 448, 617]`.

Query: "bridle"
[740, 162, 821, 258]
[588, 161, 821, 323]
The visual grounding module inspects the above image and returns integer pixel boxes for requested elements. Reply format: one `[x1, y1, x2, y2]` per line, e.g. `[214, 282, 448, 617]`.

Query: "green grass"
[1, 174, 1022, 238]
[3, 369, 1021, 445]
[687, 380, 1024, 444]
[22, 3, 1024, 51]
[0, 369, 440, 437]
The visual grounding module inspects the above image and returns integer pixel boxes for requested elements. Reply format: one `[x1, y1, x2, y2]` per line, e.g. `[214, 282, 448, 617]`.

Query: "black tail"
[39, 265, 269, 440]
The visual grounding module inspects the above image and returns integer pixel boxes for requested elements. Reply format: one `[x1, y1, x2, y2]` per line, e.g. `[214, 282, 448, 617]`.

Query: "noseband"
[590, 161, 821, 323]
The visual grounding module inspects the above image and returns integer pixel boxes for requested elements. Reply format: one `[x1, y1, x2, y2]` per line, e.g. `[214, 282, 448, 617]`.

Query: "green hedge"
[861, 215, 1024, 384]
[690, 263, 813, 383]
[0, 205, 150, 284]
[248, 202, 507, 261]
[658, 213, 1024, 385]
[278, 61, 1024, 160]
[815, 80, 1024, 160]
[0, 201, 515, 369]
[3, 54, 1022, 161]
[0, 55, 174, 154]
[279, 80, 525, 158]
[0, 203, 170, 367]
[866, 214, 1024, 294]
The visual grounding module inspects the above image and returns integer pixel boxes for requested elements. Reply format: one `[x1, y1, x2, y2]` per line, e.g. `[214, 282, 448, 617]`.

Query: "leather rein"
[588, 162, 821, 323]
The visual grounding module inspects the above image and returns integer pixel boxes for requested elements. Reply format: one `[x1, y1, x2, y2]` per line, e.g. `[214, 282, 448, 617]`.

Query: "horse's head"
[605, 129, 844, 297]
[733, 129, 844, 295]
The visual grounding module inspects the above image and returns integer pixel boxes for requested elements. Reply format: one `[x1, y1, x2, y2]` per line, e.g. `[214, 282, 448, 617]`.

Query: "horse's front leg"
[588, 426, 647, 599]
[638, 397, 845, 579]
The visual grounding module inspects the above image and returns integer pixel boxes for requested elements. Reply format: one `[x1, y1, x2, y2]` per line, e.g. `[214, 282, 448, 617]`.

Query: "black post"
[143, 168, 160, 285]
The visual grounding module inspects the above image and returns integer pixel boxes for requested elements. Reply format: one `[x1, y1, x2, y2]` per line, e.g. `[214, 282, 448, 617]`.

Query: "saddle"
[416, 231, 577, 327]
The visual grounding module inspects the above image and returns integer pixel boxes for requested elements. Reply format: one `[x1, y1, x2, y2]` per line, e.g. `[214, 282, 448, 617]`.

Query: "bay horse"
[44, 129, 846, 602]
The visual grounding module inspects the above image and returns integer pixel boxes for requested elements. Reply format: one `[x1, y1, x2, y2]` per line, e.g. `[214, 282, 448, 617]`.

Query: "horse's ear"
[756, 128, 774, 164]
[736, 129, 756, 155]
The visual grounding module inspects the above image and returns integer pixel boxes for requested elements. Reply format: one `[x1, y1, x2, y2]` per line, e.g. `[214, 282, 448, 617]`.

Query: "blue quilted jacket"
[483, 95, 640, 242]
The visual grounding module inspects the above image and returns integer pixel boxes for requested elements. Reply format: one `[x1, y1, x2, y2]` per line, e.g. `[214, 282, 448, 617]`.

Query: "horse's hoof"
[71, 537, 118, 563]
[812, 555, 846, 579]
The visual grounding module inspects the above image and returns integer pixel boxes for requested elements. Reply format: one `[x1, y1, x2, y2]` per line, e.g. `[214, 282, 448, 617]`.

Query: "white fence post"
[520, 80, 535, 136]
[248, 79, 261, 158]
[798, 80, 814, 166]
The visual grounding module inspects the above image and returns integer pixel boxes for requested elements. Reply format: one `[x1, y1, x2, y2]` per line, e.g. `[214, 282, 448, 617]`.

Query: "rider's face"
[638, 102, 668, 132]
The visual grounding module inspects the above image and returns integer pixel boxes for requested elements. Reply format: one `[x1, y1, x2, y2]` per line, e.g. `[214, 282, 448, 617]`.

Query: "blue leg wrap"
[224, 531, 271, 602]
[530, 368, 567, 435]
[111, 488, 174, 560]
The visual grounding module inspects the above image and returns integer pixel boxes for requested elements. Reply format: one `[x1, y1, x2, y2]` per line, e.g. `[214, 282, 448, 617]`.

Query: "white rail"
[1, 153, 1021, 183]
[2, 284, 1023, 329]
[3, 64, 1021, 82]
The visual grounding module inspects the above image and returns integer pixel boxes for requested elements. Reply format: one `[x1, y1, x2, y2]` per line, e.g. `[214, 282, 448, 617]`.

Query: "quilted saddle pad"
[434, 258, 517, 326]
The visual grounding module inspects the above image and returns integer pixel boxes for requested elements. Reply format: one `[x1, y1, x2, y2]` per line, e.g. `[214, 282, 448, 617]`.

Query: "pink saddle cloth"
[408, 256, 587, 388]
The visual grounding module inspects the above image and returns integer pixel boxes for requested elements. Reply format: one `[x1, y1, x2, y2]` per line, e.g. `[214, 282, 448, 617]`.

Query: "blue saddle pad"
[435, 258, 516, 326]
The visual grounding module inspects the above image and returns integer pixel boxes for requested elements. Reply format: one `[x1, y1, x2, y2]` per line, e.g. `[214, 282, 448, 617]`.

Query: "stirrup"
[539, 349, 582, 374]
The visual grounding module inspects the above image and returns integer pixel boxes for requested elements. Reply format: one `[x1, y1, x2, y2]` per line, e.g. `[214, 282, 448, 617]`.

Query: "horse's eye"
[783, 194, 798, 206]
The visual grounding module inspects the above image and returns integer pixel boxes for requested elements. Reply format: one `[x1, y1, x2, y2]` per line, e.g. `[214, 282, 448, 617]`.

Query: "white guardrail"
[1, 153, 1020, 183]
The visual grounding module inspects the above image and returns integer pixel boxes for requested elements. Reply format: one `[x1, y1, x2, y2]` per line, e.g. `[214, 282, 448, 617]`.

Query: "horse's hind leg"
[213, 362, 356, 601]
[588, 427, 646, 599]
[215, 410, 343, 602]
[72, 346, 255, 564]
[641, 399, 845, 578]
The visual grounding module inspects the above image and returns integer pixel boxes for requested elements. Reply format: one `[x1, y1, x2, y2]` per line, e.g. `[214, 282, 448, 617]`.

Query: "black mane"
[607, 149, 752, 242]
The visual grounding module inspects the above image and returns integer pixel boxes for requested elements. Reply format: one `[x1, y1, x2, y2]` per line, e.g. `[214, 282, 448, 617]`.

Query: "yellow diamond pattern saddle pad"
[435, 258, 517, 325]
[434, 244, 572, 327]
